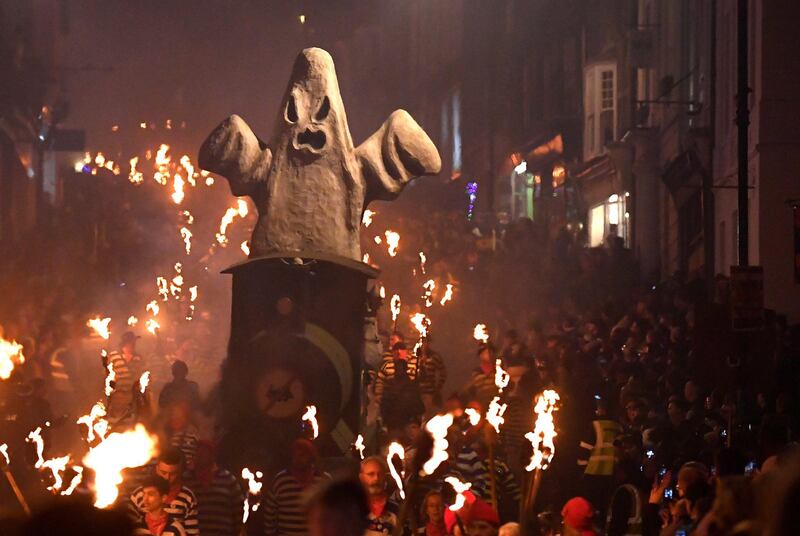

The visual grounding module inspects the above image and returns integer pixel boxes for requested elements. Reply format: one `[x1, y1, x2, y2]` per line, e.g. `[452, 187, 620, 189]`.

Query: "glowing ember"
[26, 426, 45, 468]
[524, 390, 560, 471]
[473, 324, 489, 344]
[384, 230, 400, 257]
[421, 413, 454, 476]
[0, 443, 9, 465]
[241, 241, 250, 256]
[390, 295, 401, 323]
[127, 316, 138, 326]
[445, 476, 472, 511]
[82, 424, 158, 508]
[87, 317, 111, 340]
[0, 336, 25, 380]
[419, 251, 427, 274]
[145, 319, 160, 335]
[486, 396, 508, 433]
[180, 227, 193, 255]
[241, 468, 264, 523]
[128, 156, 143, 184]
[362, 209, 375, 227]
[423, 279, 436, 307]
[302, 405, 319, 439]
[387, 442, 406, 499]
[354, 434, 365, 460]
[61, 466, 83, 496]
[439, 284, 454, 306]
[139, 371, 151, 394]
[41, 455, 70, 492]
[104, 362, 116, 397]
[464, 408, 481, 426]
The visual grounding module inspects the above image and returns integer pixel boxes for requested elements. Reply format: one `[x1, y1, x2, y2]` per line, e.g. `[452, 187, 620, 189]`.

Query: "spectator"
[133, 475, 187, 536]
[359, 456, 399, 536]
[108, 331, 144, 423]
[158, 360, 200, 412]
[307, 478, 370, 536]
[374, 342, 425, 437]
[463, 344, 499, 409]
[443, 491, 500, 536]
[417, 490, 446, 536]
[561, 497, 598, 536]
[417, 337, 447, 415]
[185, 441, 243, 536]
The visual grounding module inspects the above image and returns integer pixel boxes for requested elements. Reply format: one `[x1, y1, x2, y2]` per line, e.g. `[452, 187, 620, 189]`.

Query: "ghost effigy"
[199, 47, 441, 261]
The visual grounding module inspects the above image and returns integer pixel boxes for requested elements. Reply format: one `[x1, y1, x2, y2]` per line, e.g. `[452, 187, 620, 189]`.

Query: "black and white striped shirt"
[133, 514, 187, 535]
[187, 469, 243, 536]
[108, 351, 142, 393]
[263, 470, 329, 535]
[130, 485, 199, 536]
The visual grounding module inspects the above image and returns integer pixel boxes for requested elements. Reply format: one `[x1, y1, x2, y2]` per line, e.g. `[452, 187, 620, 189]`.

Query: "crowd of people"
[1, 196, 800, 536]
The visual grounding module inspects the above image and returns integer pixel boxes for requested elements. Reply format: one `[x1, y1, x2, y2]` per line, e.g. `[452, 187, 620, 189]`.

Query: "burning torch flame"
[0, 336, 25, 380]
[495, 359, 510, 391]
[473, 324, 489, 344]
[41, 455, 70, 492]
[189, 286, 198, 302]
[362, 253, 371, 264]
[354, 435, 365, 460]
[241, 468, 264, 524]
[139, 371, 151, 394]
[237, 199, 248, 217]
[127, 316, 138, 326]
[26, 427, 45, 468]
[421, 413, 454, 476]
[486, 397, 508, 434]
[410, 313, 430, 339]
[128, 156, 143, 184]
[62, 466, 83, 496]
[524, 390, 560, 472]
[154, 144, 171, 185]
[180, 155, 196, 186]
[180, 227, 193, 255]
[157, 277, 169, 301]
[373, 236, 382, 245]
[216, 204, 246, 246]
[171, 173, 185, 204]
[419, 251, 427, 274]
[384, 231, 400, 257]
[465, 408, 481, 426]
[146, 300, 160, 316]
[387, 442, 406, 499]
[362, 209, 375, 227]
[423, 279, 436, 308]
[82, 424, 158, 508]
[87, 317, 111, 340]
[302, 405, 319, 439]
[0, 443, 9, 465]
[241, 241, 250, 256]
[145, 319, 160, 335]
[439, 284, 454, 306]
[104, 362, 115, 397]
[390, 295, 401, 323]
[77, 402, 109, 443]
[182, 210, 194, 224]
[445, 476, 472, 511]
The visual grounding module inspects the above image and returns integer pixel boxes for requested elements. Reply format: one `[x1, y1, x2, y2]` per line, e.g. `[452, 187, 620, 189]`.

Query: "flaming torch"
[439, 284, 454, 306]
[87, 317, 111, 340]
[473, 324, 489, 344]
[302, 405, 319, 439]
[386, 442, 406, 500]
[362, 209, 375, 227]
[0, 336, 25, 380]
[421, 413, 454, 476]
[522, 389, 560, 519]
[354, 434, 366, 460]
[445, 476, 472, 511]
[241, 468, 264, 524]
[384, 230, 400, 257]
[390, 295, 401, 329]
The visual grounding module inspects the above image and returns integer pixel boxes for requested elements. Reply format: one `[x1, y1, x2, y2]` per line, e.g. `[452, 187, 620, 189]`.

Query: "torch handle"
[2, 466, 31, 516]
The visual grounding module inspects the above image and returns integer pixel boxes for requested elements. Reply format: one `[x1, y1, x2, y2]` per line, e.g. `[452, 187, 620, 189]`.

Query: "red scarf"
[145, 512, 168, 535]
[369, 496, 387, 517]
[425, 521, 446, 536]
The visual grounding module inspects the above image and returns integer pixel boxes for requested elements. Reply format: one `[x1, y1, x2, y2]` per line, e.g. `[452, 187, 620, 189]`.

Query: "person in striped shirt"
[130, 447, 200, 536]
[374, 342, 425, 436]
[133, 475, 187, 536]
[263, 439, 329, 535]
[186, 440, 243, 536]
[107, 331, 143, 423]
[359, 456, 399, 536]
[416, 337, 447, 415]
[462, 344, 499, 409]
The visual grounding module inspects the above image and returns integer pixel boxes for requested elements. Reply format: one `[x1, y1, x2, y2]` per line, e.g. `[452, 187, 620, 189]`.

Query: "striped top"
[499, 394, 532, 452]
[463, 367, 498, 407]
[451, 447, 521, 506]
[108, 351, 142, 393]
[133, 515, 187, 535]
[365, 498, 399, 536]
[374, 355, 421, 401]
[263, 470, 329, 535]
[130, 485, 199, 536]
[417, 350, 447, 396]
[187, 468, 243, 536]
[169, 428, 199, 468]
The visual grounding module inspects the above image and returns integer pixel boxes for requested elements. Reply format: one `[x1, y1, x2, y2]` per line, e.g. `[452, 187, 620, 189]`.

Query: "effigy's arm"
[356, 109, 441, 204]
[198, 114, 272, 198]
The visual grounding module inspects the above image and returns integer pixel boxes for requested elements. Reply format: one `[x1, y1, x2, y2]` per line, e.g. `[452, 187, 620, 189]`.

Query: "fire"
[145, 319, 160, 335]
[139, 371, 151, 394]
[373, 236, 382, 245]
[486, 397, 508, 433]
[180, 227, 193, 255]
[182, 210, 194, 225]
[473, 324, 489, 344]
[445, 476, 472, 511]
[386, 442, 406, 499]
[180, 155, 196, 186]
[146, 300, 160, 316]
[104, 362, 116, 397]
[62, 466, 83, 496]
[495, 359, 510, 391]
[41, 455, 70, 492]
[170, 263, 184, 298]
[241, 468, 264, 523]
[362, 209, 375, 227]
[127, 316, 138, 326]
[216, 206, 240, 246]
[464, 408, 481, 426]
[94, 152, 106, 166]
[384, 230, 400, 257]
[524, 390, 560, 471]
[0, 336, 25, 380]
[172, 173, 186, 204]
[237, 199, 248, 217]
[423, 279, 436, 307]
[241, 241, 250, 256]
[26, 426, 45, 468]
[128, 156, 143, 184]
[0, 443, 9, 465]
[302, 405, 319, 439]
[362, 253, 371, 264]
[157, 276, 169, 301]
[409, 313, 430, 339]
[87, 317, 111, 340]
[82, 423, 158, 508]
[189, 286, 198, 302]
[154, 144, 171, 185]
[419, 251, 427, 274]
[354, 434, 365, 460]
[390, 295, 401, 323]
[378, 285, 386, 299]
[421, 413, 454, 476]
[77, 402, 109, 443]
[439, 284, 454, 306]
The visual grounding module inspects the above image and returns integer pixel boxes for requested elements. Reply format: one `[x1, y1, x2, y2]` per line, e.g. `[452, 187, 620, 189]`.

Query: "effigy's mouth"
[296, 128, 326, 150]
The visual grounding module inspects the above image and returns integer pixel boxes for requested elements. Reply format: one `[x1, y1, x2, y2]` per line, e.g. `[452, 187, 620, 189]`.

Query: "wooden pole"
[520, 468, 542, 535]
[2, 465, 31, 516]
[484, 426, 499, 510]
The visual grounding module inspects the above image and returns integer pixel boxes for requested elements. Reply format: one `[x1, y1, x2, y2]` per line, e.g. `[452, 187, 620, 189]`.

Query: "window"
[584, 62, 617, 160]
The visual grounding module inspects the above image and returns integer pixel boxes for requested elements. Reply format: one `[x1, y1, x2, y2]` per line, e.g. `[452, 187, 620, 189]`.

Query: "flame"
[379, 285, 386, 299]
[128, 156, 143, 184]
[384, 231, 400, 257]
[170, 263, 184, 298]
[423, 279, 436, 307]
[241, 468, 264, 523]
[495, 359, 510, 391]
[421, 413, 454, 476]
[139, 371, 151, 394]
[41, 455, 70, 492]
[390, 295, 401, 322]
[362, 253, 371, 264]
[180, 155, 196, 186]
[145, 319, 160, 335]
[0, 336, 25, 379]
[445, 476, 472, 511]
[473, 324, 489, 344]
[419, 251, 427, 274]
[127, 316, 138, 326]
[189, 286, 198, 302]
[61, 466, 83, 496]
[302, 405, 319, 439]
[439, 284, 454, 306]
[465, 408, 481, 426]
[104, 361, 115, 397]
[77, 402, 109, 443]
[373, 236, 382, 245]
[354, 434, 365, 460]
[157, 277, 169, 301]
[409, 313, 430, 339]
[87, 317, 111, 340]
[82, 423, 158, 508]
[362, 209, 375, 227]
[241, 241, 250, 256]
[237, 199, 248, 217]
[171, 173, 186, 204]
[216, 207, 240, 246]
[182, 210, 194, 225]
[486, 396, 508, 433]
[26, 426, 45, 468]
[387, 442, 406, 499]
[0, 443, 9, 465]
[94, 152, 106, 166]
[154, 144, 171, 185]
[524, 390, 560, 471]
[180, 227, 193, 255]
[146, 300, 160, 316]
